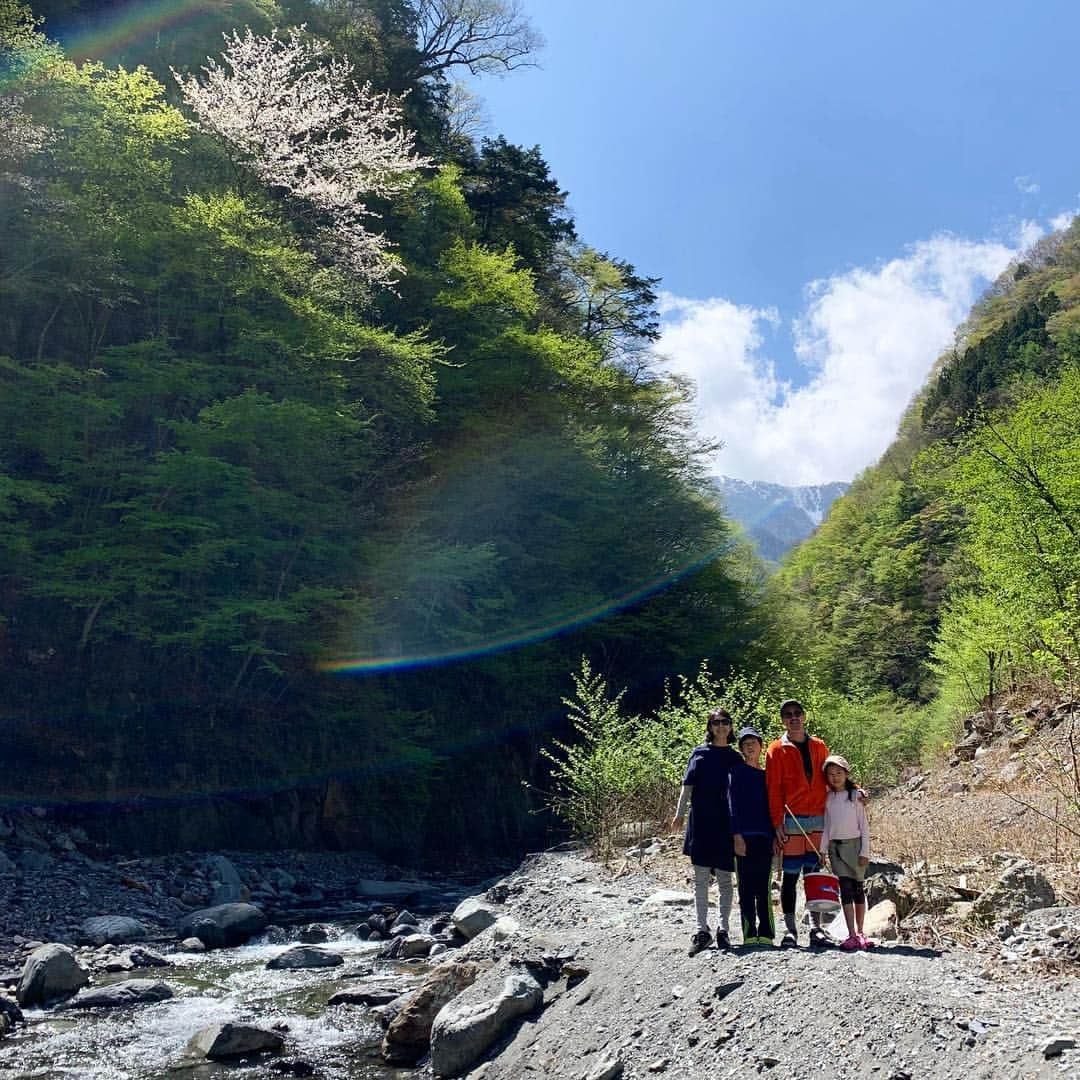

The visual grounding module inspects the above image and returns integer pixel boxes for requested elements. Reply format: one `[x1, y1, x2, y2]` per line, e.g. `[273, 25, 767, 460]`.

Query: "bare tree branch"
[412, 0, 542, 76]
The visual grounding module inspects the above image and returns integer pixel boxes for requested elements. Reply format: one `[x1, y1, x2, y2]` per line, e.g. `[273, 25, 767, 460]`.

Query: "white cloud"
[1050, 209, 1078, 232]
[1014, 175, 1040, 195]
[657, 227, 1041, 486]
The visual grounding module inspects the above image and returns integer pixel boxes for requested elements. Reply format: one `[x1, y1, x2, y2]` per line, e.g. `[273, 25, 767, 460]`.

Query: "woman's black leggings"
[735, 834, 775, 940]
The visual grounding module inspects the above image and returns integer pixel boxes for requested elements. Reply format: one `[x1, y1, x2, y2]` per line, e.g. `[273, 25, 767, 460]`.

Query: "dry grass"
[872, 720, 1080, 908]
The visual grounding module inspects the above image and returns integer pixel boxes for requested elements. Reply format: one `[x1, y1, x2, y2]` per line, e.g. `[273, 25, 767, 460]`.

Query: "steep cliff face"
[711, 477, 849, 561]
[0, 708, 551, 858]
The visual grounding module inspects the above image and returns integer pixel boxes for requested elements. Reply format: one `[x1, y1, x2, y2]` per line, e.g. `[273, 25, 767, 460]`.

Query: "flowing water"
[0, 927, 425, 1079]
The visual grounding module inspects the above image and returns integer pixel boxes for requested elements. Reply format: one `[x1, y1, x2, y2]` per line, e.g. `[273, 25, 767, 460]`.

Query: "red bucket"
[804, 871, 841, 913]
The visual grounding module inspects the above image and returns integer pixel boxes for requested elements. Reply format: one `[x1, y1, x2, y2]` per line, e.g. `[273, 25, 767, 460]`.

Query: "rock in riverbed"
[176, 902, 267, 949]
[16, 944, 89, 1007]
[266, 946, 343, 970]
[187, 1021, 284, 1060]
[328, 978, 419, 1007]
[58, 979, 173, 1010]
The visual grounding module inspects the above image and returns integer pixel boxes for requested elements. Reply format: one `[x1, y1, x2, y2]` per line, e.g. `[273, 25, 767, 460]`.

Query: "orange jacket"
[765, 732, 830, 827]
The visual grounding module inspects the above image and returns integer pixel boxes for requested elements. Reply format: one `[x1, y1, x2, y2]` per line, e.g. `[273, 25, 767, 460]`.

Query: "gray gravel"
[442, 849, 1080, 1079]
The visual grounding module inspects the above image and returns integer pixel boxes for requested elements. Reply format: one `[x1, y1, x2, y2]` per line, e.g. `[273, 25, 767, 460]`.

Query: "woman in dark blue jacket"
[671, 708, 740, 955]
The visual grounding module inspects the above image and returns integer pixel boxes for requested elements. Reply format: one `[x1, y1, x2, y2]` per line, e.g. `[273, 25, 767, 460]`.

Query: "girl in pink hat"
[820, 754, 872, 950]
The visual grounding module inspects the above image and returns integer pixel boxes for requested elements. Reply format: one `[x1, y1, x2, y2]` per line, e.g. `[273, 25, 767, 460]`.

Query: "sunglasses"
[781, 709, 804, 719]
[710, 716, 733, 725]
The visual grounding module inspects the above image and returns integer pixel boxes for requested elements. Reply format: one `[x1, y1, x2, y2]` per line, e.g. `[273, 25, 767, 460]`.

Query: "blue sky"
[468, 0, 1080, 483]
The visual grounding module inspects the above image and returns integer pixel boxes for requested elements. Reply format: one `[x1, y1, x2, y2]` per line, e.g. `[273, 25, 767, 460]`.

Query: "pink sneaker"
[840, 934, 860, 951]
[858, 934, 874, 949]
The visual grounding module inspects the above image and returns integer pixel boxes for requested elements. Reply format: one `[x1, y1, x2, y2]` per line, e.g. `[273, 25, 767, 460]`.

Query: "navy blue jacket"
[682, 743, 740, 870]
[727, 759, 772, 838]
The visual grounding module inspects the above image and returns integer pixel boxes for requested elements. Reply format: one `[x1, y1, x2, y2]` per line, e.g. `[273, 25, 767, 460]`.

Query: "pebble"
[1043, 1037, 1077, 1059]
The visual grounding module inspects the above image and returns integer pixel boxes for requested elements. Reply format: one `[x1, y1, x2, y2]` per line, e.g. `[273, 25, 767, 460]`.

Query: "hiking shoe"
[688, 930, 713, 956]
[779, 931, 798, 949]
[840, 934, 860, 951]
[715, 930, 731, 951]
[809, 927, 830, 949]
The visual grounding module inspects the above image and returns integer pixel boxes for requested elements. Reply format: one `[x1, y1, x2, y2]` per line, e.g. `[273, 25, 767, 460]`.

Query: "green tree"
[461, 136, 575, 273]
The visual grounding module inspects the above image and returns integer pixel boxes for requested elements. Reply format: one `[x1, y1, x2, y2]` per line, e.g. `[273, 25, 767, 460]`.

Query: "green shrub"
[543, 657, 928, 849]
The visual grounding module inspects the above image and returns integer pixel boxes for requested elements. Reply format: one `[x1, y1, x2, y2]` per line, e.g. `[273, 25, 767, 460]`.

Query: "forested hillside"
[770, 222, 1080, 748]
[0, 0, 761, 855]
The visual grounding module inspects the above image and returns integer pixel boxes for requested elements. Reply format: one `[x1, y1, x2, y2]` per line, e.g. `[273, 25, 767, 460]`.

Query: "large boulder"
[17, 944, 90, 1007]
[176, 903, 267, 949]
[381, 961, 481, 1065]
[451, 897, 499, 940]
[187, 1022, 284, 1060]
[329, 977, 420, 1007]
[77, 916, 148, 947]
[399, 934, 436, 959]
[204, 855, 246, 905]
[124, 947, 169, 969]
[266, 946, 344, 970]
[863, 900, 899, 941]
[58, 980, 173, 1010]
[863, 861, 910, 915]
[429, 971, 542, 1077]
[970, 859, 1056, 925]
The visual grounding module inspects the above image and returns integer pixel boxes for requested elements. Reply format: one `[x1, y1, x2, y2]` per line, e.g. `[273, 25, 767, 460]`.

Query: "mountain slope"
[712, 476, 849, 561]
[771, 217, 1080, 718]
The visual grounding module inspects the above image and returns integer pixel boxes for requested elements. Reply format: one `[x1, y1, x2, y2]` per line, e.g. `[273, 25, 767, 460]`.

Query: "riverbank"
[421, 846, 1080, 1079]
[3, 825, 1078, 1078]
[2, 799, 1080, 1075]
[0, 804, 511, 969]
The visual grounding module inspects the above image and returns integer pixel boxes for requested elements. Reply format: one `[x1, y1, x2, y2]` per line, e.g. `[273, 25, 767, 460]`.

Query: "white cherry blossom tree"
[175, 28, 430, 286]
[0, 94, 50, 170]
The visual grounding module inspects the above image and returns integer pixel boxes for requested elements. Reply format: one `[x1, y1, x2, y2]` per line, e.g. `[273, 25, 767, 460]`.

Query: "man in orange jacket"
[765, 698, 831, 948]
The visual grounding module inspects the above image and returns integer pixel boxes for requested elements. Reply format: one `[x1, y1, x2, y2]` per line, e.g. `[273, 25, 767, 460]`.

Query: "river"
[1, 925, 429, 1079]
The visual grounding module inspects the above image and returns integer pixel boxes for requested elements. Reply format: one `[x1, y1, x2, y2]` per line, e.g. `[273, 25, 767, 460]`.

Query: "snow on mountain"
[711, 476, 850, 562]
